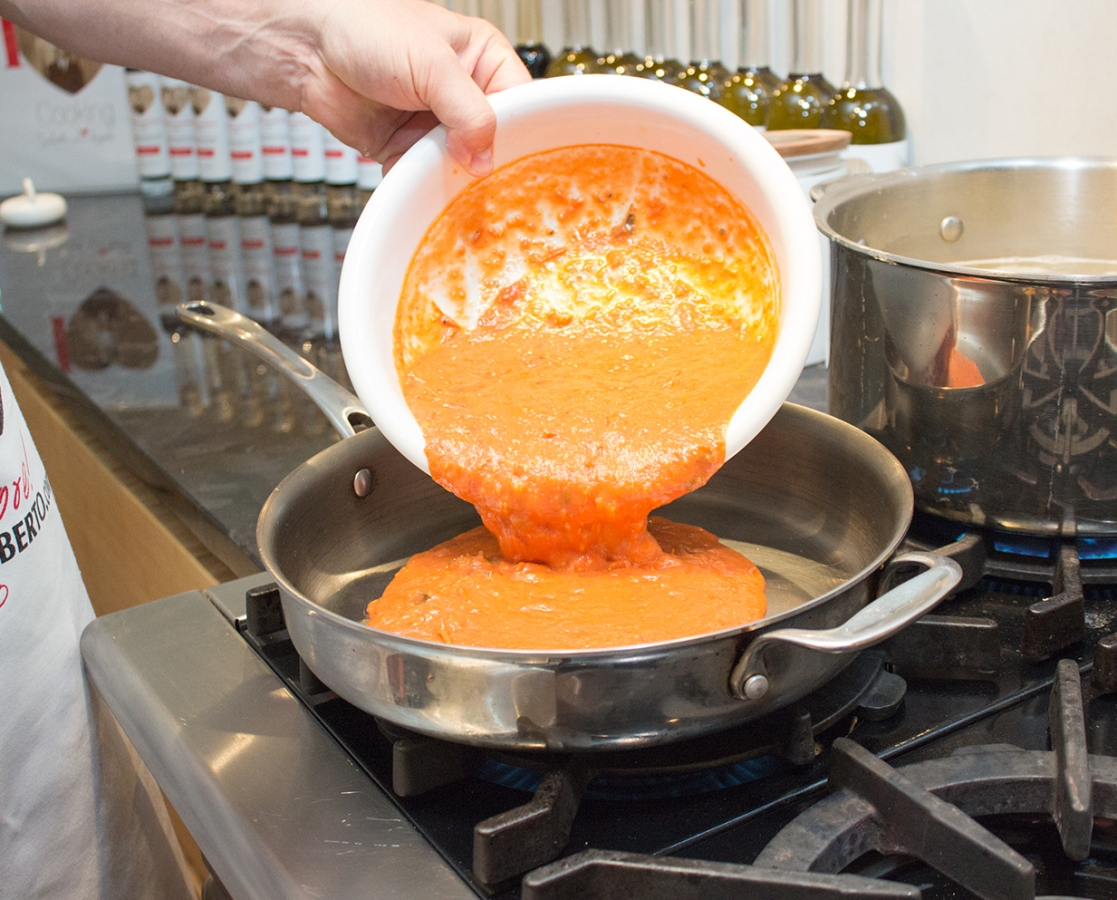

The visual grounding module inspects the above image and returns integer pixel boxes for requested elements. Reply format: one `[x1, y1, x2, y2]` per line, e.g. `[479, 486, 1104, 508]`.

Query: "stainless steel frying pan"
[179, 302, 961, 751]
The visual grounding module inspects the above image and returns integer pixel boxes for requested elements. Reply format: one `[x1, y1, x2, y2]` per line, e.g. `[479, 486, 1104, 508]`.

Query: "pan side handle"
[177, 301, 373, 439]
[729, 551, 962, 702]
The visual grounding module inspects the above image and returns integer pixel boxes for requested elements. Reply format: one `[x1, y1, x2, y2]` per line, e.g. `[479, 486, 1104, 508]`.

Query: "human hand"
[0, 0, 530, 177]
[294, 0, 531, 175]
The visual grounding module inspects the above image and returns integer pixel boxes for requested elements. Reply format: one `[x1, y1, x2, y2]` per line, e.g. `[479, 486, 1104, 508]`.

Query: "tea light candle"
[0, 178, 68, 229]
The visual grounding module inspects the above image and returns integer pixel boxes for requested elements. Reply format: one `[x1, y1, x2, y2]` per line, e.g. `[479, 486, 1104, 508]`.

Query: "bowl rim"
[338, 74, 821, 475]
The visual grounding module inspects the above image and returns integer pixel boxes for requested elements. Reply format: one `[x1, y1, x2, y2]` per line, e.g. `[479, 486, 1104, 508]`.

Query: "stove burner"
[238, 582, 918, 888]
[442, 653, 904, 887]
[1079, 538, 1117, 561]
[368, 650, 903, 806]
[228, 530, 1117, 900]
[900, 516, 1102, 664]
[917, 464, 978, 499]
[525, 660, 1115, 900]
[754, 659, 1100, 899]
[995, 533, 1063, 559]
[475, 755, 783, 799]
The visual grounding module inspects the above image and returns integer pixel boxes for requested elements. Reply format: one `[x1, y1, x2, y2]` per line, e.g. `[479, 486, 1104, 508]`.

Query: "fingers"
[425, 59, 500, 176]
[469, 31, 535, 95]
[378, 111, 440, 173]
[307, 0, 531, 176]
[415, 25, 530, 176]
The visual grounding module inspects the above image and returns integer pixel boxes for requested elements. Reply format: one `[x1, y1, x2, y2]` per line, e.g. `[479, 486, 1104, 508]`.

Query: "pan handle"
[177, 301, 373, 439]
[729, 550, 962, 701]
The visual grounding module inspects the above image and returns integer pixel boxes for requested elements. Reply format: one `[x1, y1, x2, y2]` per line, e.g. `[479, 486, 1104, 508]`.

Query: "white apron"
[0, 362, 194, 900]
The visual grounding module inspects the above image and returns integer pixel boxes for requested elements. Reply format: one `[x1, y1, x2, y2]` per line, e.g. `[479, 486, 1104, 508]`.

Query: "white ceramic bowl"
[338, 75, 821, 475]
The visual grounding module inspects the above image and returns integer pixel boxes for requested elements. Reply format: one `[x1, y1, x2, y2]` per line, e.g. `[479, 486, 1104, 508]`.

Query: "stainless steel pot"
[816, 157, 1117, 536]
[179, 302, 960, 751]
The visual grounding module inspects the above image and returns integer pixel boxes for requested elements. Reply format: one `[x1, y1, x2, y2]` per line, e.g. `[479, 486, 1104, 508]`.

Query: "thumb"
[421, 52, 500, 177]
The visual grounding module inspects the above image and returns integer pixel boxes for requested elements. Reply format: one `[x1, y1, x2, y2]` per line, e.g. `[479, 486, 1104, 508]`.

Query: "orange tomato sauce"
[947, 347, 985, 388]
[366, 518, 766, 650]
[366, 145, 779, 650]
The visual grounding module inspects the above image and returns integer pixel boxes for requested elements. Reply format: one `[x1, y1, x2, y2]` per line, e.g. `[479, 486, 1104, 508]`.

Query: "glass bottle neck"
[564, 0, 593, 50]
[478, 0, 505, 38]
[606, 0, 634, 54]
[789, 0, 824, 75]
[740, 0, 771, 69]
[517, 0, 542, 44]
[688, 0, 718, 65]
[845, 0, 885, 88]
[644, 0, 675, 61]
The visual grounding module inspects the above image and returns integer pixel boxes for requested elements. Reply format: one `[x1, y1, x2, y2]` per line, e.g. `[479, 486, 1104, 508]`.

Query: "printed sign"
[0, 21, 138, 194]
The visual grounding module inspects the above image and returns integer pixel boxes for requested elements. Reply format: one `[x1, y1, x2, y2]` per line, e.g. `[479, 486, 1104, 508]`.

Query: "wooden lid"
[765, 129, 852, 158]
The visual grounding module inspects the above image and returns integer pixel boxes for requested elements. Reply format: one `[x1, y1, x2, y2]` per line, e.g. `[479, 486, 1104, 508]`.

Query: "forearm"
[0, 0, 530, 173]
[0, 0, 314, 110]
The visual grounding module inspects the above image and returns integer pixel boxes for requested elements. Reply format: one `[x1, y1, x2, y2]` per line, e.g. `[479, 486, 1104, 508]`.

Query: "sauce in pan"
[366, 145, 779, 650]
[366, 518, 766, 650]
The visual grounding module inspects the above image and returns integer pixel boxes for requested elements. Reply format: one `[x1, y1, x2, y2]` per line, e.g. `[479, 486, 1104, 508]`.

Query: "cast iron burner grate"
[521, 660, 1117, 900]
[233, 536, 1117, 900]
[896, 513, 1117, 665]
[239, 582, 909, 888]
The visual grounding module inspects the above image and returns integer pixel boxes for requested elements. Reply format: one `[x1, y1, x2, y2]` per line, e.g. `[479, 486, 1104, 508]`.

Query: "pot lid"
[765, 129, 851, 159]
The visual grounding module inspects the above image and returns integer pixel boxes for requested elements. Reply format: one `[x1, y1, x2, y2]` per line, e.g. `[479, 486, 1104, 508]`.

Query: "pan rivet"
[743, 674, 769, 700]
[353, 468, 373, 498]
[939, 215, 964, 243]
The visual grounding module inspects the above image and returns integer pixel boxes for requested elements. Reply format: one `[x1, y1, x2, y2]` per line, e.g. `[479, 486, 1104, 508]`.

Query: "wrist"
[1, 0, 320, 113]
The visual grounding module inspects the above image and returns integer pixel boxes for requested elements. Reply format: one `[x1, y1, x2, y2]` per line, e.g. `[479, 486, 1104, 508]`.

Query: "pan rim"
[257, 403, 915, 662]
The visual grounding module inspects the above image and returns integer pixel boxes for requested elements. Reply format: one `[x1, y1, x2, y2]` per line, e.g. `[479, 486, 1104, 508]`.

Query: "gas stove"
[80, 517, 1117, 900]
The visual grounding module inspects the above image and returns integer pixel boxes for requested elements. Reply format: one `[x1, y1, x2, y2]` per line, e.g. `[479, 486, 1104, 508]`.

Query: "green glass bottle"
[744, 0, 782, 99]
[544, 0, 604, 76]
[674, 0, 729, 101]
[767, 0, 838, 130]
[514, 0, 551, 78]
[820, 0, 908, 170]
[599, 0, 644, 74]
[634, 0, 685, 80]
[721, 0, 779, 127]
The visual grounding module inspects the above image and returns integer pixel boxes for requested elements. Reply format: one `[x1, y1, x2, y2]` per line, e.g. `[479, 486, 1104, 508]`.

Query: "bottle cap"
[0, 179, 68, 228]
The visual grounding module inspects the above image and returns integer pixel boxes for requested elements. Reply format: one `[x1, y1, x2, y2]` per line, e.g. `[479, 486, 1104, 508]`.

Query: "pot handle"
[729, 550, 962, 701]
[177, 301, 373, 439]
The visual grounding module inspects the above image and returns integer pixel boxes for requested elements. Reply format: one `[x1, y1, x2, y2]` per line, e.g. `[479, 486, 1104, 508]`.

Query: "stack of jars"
[124, 70, 377, 430]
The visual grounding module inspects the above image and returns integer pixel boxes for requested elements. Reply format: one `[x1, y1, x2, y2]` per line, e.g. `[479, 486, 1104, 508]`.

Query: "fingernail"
[468, 149, 493, 177]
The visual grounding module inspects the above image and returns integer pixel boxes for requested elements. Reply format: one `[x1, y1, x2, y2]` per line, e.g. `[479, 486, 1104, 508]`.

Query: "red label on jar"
[2, 20, 19, 68]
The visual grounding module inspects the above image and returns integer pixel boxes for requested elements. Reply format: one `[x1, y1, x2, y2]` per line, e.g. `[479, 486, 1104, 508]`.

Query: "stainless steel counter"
[81, 575, 478, 900]
[0, 190, 829, 576]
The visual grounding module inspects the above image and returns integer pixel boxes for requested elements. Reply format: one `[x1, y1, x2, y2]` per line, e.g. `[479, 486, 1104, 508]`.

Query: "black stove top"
[232, 517, 1117, 900]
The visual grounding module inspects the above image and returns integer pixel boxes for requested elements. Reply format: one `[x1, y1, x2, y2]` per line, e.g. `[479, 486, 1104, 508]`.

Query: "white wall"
[886, 0, 1117, 165]
[810, 0, 1117, 165]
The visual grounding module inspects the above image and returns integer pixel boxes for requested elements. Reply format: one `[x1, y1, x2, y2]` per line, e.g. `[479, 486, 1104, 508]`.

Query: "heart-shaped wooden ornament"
[16, 29, 102, 94]
[128, 83, 155, 115]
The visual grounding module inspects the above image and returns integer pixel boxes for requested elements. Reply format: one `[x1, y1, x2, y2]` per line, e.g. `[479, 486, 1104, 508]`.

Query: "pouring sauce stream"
[366, 145, 780, 649]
